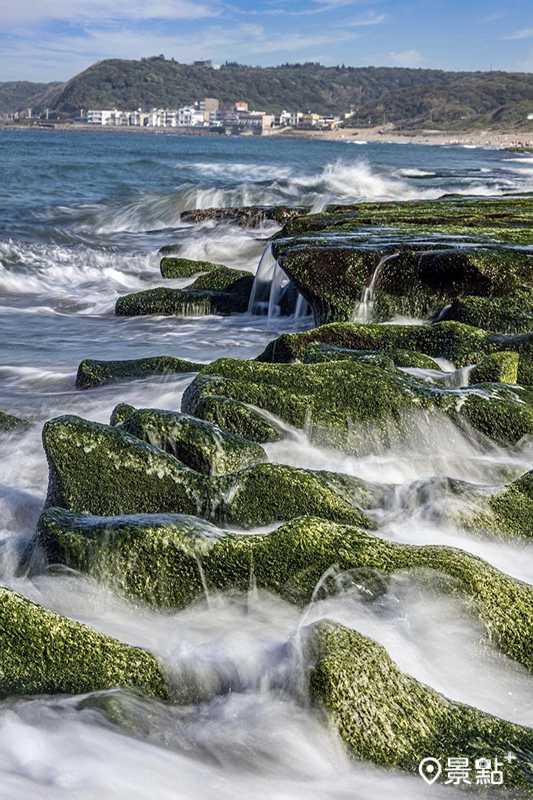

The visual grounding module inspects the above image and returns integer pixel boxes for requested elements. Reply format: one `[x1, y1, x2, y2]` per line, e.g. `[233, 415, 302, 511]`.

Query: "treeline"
[4, 60, 465, 116]
[2, 60, 533, 132]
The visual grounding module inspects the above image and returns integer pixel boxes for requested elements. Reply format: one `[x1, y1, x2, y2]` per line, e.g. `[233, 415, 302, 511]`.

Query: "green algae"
[182, 354, 533, 450]
[76, 356, 203, 390]
[42, 415, 373, 529]
[0, 411, 32, 433]
[308, 620, 533, 787]
[37, 511, 533, 673]
[117, 407, 267, 475]
[115, 269, 254, 317]
[160, 257, 222, 279]
[0, 583, 169, 699]
[470, 352, 519, 385]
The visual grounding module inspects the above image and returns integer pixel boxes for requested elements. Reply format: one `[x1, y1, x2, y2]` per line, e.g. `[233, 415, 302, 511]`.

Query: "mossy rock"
[158, 243, 182, 257]
[461, 470, 533, 541]
[181, 205, 308, 228]
[281, 197, 533, 246]
[76, 356, 203, 390]
[272, 230, 533, 326]
[37, 511, 533, 672]
[302, 342, 441, 370]
[257, 320, 533, 384]
[115, 270, 254, 317]
[443, 291, 533, 334]
[0, 583, 169, 699]
[160, 257, 221, 278]
[188, 266, 253, 292]
[471, 352, 519, 385]
[117, 407, 267, 475]
[42, 415, 373, 529]
[110, 403, 137, 426]
[0, 411, 32, 432]
[188, 387, 282, 443]
[307, 620, 533, 786]
[182, 355, 533, 450]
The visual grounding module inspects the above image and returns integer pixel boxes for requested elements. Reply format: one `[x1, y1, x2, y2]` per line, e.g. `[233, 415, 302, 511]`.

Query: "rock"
[110, 403, 137, 426]
[186, 382, 282, 443]
[0, 412, 32, 432]
[160, 257, 221, 279]
[271, 197, 533, 327]
[42, 415, 374, 529]
[117, 407, 267, 475]
[307, 620, 533, 786]
[182, 355, 533, 450]
[257, 320, 533, 384]
[0, 583, 169, 699]
[158, 243, 182, 256]
[38, 511, 533, 671]
[76, 356, 203, 390]
[461, 470, 533, 541]
[115, 270, 254, 317]
[302, 342, 441, 370]
[470, 352, 519, 385]
[181, 206, 308, 228]
[442, 291, 533, 334]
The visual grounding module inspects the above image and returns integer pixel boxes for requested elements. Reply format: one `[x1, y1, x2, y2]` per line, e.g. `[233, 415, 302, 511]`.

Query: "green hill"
[350, 73, 533, 131]
[0, 81, 59, 115]
[31, 58, 465, 116]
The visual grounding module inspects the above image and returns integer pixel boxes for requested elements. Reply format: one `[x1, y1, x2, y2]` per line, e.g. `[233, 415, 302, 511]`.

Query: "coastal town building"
[82, 98, 339, 134]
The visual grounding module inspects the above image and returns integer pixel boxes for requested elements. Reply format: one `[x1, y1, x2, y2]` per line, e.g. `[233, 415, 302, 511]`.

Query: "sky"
[1, 0, 533, 83]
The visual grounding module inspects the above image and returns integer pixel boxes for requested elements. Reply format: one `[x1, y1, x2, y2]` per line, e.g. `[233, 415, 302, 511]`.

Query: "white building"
[86, 109, 121, 125]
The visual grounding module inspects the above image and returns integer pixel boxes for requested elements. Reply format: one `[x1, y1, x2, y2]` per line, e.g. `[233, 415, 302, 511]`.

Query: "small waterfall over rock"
[351, 253, 399, 323]
[248, 243, 310, 323]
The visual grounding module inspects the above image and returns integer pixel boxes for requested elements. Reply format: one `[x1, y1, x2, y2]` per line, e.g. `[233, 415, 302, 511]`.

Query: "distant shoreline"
[1, 122, 531, 150]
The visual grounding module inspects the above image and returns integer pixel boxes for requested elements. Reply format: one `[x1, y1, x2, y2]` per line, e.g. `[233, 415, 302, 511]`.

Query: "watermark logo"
[419, 757, 442, 785]
[418, 753, 516, 786]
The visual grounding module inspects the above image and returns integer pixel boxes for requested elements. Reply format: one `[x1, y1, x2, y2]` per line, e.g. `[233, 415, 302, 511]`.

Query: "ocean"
[2, 129, 533, 799]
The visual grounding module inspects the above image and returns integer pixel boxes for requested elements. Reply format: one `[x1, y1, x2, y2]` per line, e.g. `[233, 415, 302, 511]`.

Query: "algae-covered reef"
[307, 620, 533, 788]
[37, 511, 533, 672]
[42, 414, 373, 528]
[271, 197, 533, 329]
[182, 353, 533, 450]
[0, 584, 169, 699]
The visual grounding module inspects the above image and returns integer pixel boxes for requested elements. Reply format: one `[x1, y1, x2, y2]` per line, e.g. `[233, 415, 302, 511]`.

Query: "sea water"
[2, 129, 533, 799]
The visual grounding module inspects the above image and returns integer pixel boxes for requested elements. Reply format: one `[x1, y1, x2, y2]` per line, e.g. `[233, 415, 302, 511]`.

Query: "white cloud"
[502, 28, 533, 40]
[346, 12, 388, 26]
[388, 49, 422, 67]
[482, 12, 505, 23]
[0, 0, 220, 27]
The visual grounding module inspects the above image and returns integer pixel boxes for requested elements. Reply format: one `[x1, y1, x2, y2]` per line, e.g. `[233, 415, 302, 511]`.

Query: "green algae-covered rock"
[38, 511, 533, 671]
[183, 375, 283, 443]
[115, 269, 254, 317]
[0, 411, 32, 433]
[187, 266, 253, 292]
[470, 352, 519, 385]
[461, 470, 533, 541]
[182, 355, 533, 450]
[281, 197, 533, 245]
[257, 320, 533, 384]
[443, 291, 533, 335]
[76, 356, 203, 390]
[110, 403, 137, 426]
[160, 257, 221, 278]
[307, 620, 533, 786]
[117, 407, 267, 475]
[0, 583, 169, 699]
[273, 227, 533, 326]
[42, 416, 373, 529]
[302, 342, 441, 370]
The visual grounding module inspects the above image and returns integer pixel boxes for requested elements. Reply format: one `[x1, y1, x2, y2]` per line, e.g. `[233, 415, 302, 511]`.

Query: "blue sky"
[1, 0, 533, 82]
